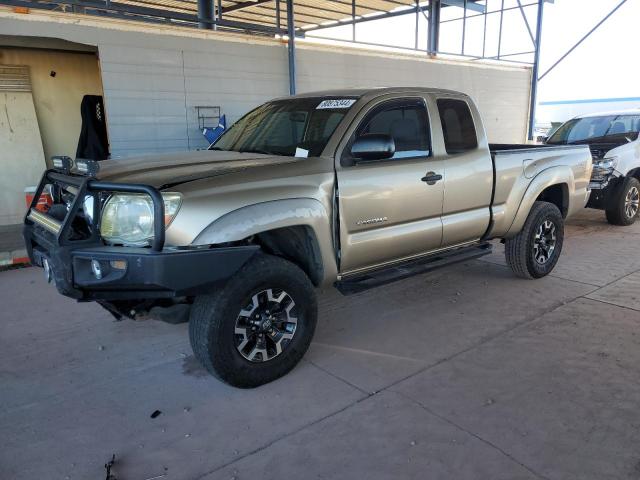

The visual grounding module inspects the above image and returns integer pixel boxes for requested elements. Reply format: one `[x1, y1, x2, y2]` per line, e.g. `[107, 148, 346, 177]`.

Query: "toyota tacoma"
[24, 88, 592, 387]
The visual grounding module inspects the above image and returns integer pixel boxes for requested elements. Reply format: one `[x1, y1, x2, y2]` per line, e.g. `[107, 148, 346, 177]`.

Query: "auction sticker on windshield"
[316, 99, 356, 109]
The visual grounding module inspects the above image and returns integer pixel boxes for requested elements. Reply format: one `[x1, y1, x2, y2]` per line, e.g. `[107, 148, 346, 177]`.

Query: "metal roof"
[112, 0, 480, 31]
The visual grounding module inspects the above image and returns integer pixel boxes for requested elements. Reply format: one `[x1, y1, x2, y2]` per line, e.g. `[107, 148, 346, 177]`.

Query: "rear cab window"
[437, 98, 478, 154]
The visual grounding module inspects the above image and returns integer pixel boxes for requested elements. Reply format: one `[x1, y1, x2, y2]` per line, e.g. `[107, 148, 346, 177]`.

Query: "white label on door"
[295, 147, 309, 158]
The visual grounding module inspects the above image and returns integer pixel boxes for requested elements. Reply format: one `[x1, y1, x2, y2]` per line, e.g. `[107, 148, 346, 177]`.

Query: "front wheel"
[189, 254, 317, 388]
[605, 176, 640, 226]
[505, 201, 564, 279]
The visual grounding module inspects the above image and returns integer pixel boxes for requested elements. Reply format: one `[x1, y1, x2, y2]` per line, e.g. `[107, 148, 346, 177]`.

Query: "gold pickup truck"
[24, 87, 592, 387]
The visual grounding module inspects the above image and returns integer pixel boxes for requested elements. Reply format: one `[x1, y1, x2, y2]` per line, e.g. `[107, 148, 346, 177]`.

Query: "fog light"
[91, 259, 103, 280]
[109, 260, 127, 271]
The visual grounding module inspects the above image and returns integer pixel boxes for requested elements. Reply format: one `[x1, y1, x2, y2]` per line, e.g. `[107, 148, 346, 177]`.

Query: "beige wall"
[297, 44, 532, 144]
[0, 48, 103, 165]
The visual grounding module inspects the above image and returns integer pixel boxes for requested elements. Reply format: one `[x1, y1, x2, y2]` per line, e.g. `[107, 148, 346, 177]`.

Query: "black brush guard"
[25, 169, 166, 251]
[23, 168, 258, 301]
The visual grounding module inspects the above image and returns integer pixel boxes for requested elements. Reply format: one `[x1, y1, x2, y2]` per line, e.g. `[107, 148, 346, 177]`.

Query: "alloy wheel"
[533, 219, 557, 265]
[624, 186, 639, 219]
[234, 288, 298, 362]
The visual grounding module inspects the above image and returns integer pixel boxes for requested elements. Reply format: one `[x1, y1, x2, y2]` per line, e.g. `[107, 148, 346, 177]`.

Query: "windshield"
[210, 97, 357, 157]
[547, 114, 640, 145]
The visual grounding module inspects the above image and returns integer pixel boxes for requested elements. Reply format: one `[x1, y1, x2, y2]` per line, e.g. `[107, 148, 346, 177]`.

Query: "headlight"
[593, 157, 618, 171]
[100, 192, 182, 246]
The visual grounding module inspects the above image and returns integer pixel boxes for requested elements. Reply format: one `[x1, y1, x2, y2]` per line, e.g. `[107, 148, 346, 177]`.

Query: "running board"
[335, 243, 492, 296]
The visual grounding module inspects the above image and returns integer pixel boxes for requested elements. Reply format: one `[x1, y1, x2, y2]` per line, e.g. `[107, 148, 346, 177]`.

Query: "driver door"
[336, 96, 445, 274]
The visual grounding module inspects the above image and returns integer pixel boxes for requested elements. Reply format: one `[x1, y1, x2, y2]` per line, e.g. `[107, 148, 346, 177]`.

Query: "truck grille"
[590, 148, 606, 160]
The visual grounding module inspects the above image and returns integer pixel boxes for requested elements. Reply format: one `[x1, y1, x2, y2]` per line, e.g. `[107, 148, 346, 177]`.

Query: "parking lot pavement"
[1, 209, 640, 480]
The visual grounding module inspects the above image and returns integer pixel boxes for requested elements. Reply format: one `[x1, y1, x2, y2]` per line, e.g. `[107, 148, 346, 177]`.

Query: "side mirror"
[350, 134, 395, 162]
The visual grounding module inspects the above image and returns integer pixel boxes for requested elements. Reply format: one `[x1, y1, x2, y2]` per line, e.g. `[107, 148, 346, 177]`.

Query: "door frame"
[333, 92, 446, 276]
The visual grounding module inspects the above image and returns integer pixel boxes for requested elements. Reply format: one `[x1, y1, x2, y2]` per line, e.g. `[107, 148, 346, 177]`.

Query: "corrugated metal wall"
[0, 11, 532, 159]
[98, 40, 289, 156]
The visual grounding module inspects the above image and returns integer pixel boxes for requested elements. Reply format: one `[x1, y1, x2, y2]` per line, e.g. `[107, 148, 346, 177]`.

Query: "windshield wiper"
[238, 148, 277, 155]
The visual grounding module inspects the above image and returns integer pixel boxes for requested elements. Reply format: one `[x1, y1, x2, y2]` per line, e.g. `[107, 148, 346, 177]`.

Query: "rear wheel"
[505, 201, 564, 279]
[189, 254, 317, 388]
[605, 176, 640, 226]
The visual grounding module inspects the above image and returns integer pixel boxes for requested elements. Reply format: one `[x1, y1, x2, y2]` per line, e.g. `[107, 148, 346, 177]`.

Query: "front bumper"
[24, 169, 258, 301]
[586, 175, 623, 210]
[26, 233, 258, 301]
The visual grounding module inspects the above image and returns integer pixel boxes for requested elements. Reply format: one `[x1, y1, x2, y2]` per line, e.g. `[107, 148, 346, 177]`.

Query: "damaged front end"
[24, 157, 259, 323]
[586, 147, 621, 209]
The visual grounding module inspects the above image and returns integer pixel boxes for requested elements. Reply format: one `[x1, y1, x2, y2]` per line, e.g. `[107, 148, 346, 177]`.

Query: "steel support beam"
[352, 0, 356, 41]
[415, 3, 419, 50]
[538, 0, 627, 81]
[4, 0, 286, 34]
[516, 0, 535, 45]
[497, 0, 504, 59]
[286, 0, 296, 95]
[528, 0, 544, 140]
[223, 0, 272, 14]
[442, 0, 483, 13]
[461, 0, 467, 55]
[304, 3, 430, 33]
[197, 0, 213, 29]
[427, 0, 441, 55]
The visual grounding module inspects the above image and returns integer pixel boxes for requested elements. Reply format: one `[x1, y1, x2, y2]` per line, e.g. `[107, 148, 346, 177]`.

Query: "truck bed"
[489, 143, 582, 153]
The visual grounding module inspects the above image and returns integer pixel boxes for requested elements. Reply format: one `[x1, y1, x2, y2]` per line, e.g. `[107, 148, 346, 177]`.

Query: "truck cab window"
[356, 101, 431, 159]
[437, 98, 478, 154]
[212, 98, 355, 157]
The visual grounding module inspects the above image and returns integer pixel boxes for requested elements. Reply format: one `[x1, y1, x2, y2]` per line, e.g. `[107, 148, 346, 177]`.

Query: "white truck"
[546, 109, 640, 225]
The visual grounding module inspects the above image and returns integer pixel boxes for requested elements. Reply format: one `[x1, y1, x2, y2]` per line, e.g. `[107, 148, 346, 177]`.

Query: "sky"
[304, 0, 638, 122]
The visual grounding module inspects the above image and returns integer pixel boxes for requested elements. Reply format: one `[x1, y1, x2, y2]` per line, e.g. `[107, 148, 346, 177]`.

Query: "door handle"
[421, 172, 442, 185]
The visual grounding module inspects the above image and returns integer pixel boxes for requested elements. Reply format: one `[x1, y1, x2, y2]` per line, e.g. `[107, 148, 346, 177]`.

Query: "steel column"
[352, 0, 356, 41]
[527, 0, 544, 140]
[197, 0, 213, 29]
[415, 3, 419, 50]
[286, 0, 296, 95]
[481, 0, 487, 57]
[427, 0, 441, 55]
[461, 0, 467, 55]
[497, 0, 504, 59]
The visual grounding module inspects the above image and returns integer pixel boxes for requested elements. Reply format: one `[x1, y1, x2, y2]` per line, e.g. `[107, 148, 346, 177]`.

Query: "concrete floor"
[2, 208, 640, 480]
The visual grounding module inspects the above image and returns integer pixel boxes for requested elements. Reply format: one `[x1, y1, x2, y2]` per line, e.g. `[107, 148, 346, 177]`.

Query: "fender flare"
[192, 198, 337, 285]
[504, 166, 575, 238]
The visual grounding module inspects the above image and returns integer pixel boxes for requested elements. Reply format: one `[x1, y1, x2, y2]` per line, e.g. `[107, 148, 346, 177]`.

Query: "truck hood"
[95, 150, 300, 189]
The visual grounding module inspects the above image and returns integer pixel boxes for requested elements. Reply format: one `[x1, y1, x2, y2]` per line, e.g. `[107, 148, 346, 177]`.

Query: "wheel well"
[251, 226, 324, 287]
[536, 183, 569, 218]
[627, 168, 640, 181]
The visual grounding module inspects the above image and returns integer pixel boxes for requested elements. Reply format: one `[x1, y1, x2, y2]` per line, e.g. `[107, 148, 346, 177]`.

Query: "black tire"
[605, 176, 640, 226]
[505, 201, 564, 279]
[189, 254, 317, 388]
